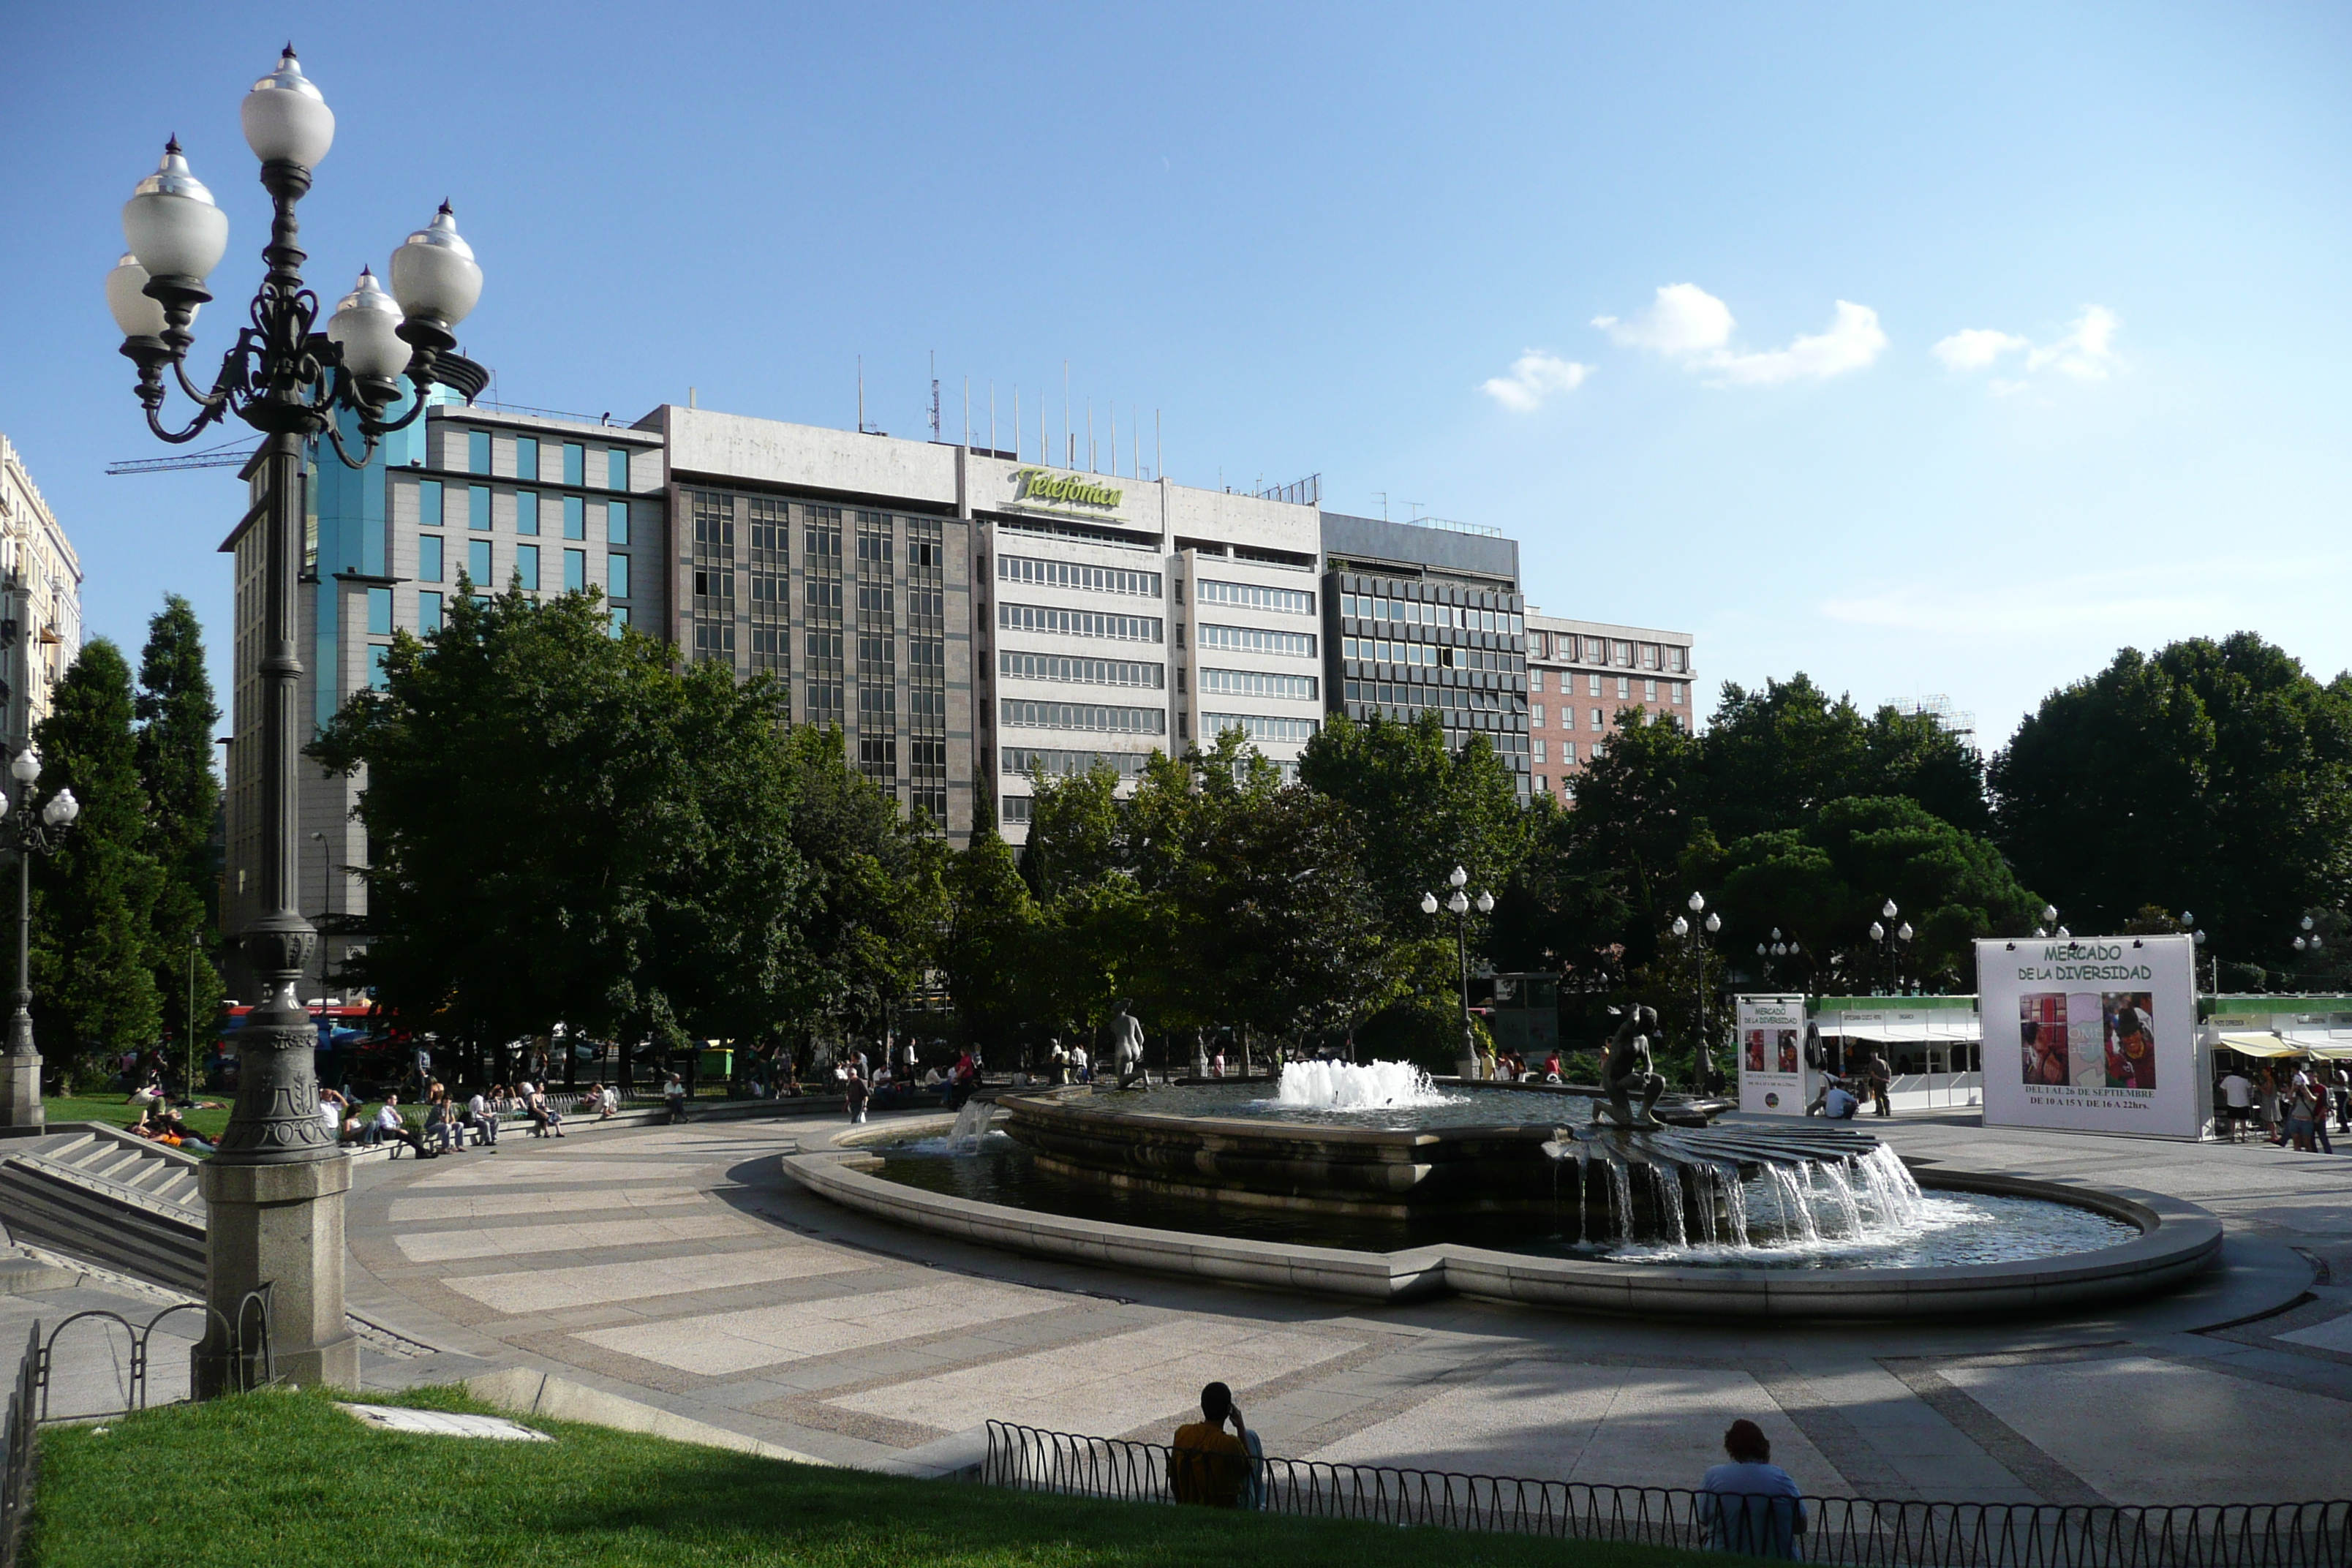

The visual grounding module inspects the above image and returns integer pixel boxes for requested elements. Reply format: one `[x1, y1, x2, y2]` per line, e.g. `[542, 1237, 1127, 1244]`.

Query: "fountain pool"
[780, 1060, 2224, 1318]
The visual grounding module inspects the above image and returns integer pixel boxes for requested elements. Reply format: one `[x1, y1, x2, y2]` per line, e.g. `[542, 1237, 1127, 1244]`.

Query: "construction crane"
[105, 437, 260, 476]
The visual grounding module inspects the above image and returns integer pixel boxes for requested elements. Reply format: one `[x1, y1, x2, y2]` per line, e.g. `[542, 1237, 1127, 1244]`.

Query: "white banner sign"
[1735, 995, 1811, 1116]
[1975, 935, 2208, 1139]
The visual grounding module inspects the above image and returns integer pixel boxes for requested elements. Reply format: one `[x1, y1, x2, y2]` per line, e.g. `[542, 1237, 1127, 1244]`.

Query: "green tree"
[938, 779, 1038, 1050]
[312, 584, 818, 1061]
[134, 594, 224, 1056]
[1551, 707, 1711, 970]
[1991, 634, 2352, 962]
[30, 640, 165, 1075]
[1701, 675, 1989, 840]
[776, 723, 944, 1049]
[1297, 712, 1534, 924]
[1720, 796, 2043, 992]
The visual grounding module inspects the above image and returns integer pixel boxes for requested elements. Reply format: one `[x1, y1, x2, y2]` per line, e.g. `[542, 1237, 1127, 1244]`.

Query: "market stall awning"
[1815, 1021, 1982, 1044]
[2216, 1032, 2304, 1058]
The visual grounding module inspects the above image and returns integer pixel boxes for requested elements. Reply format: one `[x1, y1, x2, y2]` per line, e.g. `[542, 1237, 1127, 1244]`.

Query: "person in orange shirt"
[1167, 1382, 1257, 1507]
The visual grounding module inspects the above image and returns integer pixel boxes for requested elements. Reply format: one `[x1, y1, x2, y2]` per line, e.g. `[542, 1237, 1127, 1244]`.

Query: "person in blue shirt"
[1700, 1419, 1806, 1558]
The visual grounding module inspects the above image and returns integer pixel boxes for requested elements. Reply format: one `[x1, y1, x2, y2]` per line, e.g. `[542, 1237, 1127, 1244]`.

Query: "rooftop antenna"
[1132, 404, 1139, 480]
[856, 357, 864, 432]
[930, 351, 942, 442]
[990, 383, 997, 455]
[1156, 409, 1162, 483]
[1376, 491, 1388, 521]
[1088, 399, 1096, 472]
[1014, 388, 1021, 461]
[1110, 402, 1118, 477]
[1063, 361, 1072, 470]
[962, 375, 970, 448]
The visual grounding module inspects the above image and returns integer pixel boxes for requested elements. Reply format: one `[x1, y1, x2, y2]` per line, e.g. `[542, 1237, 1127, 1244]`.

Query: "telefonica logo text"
[1014, 469, 1123, 509]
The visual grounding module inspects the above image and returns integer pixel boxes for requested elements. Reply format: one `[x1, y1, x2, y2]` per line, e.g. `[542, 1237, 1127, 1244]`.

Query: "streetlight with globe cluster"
[1670, 891, 1721, 1090]
[1869, 900, 1914, 995]
[105, 46, 486, 1392]
[1422, 866, 1493, 1074]
[0, 749, 80, 1131]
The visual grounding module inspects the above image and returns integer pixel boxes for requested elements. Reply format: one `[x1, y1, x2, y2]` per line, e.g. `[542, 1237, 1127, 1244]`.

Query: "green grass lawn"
[42, 1095, 234, 1141]
[31, 1385, 1718, 1568]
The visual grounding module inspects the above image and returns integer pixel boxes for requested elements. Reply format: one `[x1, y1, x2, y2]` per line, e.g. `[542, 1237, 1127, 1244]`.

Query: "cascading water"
[1654, 1164, 1689, 1249]
[1607, 1159, 1635, 1245]
[946, 1098, 992, 1151]
[1817, 1162, 1866, 1237]
[1271, 1060, 1459, 1112]
[1717, 1164, 1751, 1248]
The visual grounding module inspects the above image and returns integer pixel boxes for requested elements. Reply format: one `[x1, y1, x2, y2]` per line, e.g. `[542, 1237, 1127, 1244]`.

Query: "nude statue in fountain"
[1594, 1005, 1667, 1130]
[1109, 999, 1150, 1090]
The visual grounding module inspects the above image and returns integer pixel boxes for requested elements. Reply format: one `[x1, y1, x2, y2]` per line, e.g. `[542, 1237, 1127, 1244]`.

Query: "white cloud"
[1934, 305, 2122, 388]
[1931, 327, 2030, 371]
[2029, 305, 2122, 380]
[1593, 283, 1735, 354]
[1479, 350, 1594, 411]
[1593, 286, 1885, 387]
[1702, 300, 1888, 386]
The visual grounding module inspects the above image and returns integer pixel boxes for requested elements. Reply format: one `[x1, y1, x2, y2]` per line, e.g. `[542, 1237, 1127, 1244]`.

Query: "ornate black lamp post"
[0, 748, 80, 1131]
[1869, 899, 1914, 995]
[1670, 890, 1721, 1091]
[106, 46, 485, 1392]
[1421, 865, 1493, 1075]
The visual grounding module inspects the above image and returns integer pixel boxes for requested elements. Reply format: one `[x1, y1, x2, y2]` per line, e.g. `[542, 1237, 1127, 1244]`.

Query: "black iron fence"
[983, 1421, 2352, 1567]
[1, 1325, 35, 1568]
[34, 1289, 274, 1423]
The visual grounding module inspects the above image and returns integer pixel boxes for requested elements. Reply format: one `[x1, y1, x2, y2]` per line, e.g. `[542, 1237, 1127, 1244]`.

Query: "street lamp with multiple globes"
[1670, 891, 1722, 1090]
[1868, 899, 1914, 995]
[107, 46, 486, 1393]
[0, 748, 81, 1131]
[2032, 904, 2070, 940]
[2293, 915, 2326, 960]
[1420, 865, 1493, 1074]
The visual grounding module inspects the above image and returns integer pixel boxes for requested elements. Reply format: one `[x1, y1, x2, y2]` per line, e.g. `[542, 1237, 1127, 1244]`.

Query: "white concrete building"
[0, 435, 85, 747]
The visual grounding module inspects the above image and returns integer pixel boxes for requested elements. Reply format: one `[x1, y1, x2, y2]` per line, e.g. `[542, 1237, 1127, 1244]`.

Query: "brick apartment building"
[1524, 611, 1697, 800]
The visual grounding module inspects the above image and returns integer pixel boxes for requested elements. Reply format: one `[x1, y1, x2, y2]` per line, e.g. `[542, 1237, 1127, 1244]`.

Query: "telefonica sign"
[1012, 467, 1123, 510]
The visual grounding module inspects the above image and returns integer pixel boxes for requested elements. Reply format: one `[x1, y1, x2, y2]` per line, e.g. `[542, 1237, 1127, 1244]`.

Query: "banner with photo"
[1975, 935, 2207, 1139]
[1735, 994, 1810, 1116]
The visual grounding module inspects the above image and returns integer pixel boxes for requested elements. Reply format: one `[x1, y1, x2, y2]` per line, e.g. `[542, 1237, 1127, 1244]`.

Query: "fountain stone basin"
[1000, 1082, 1630, 1217]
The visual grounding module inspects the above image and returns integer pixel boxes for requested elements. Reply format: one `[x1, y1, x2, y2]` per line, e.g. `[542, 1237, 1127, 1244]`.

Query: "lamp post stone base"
[192, 1154, 358, 1395]
[0, 1053, 42, 1131]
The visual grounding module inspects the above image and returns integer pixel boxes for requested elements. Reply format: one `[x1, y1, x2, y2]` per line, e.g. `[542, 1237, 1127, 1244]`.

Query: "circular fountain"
[785, 1060, 2223, 1319]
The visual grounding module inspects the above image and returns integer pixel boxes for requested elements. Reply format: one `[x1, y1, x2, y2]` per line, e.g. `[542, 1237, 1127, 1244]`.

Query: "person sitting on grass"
[155, 1109, 214, 1155]
[1168, 1382, 1261, 1509]
[1700, 1419, 1806, 1558]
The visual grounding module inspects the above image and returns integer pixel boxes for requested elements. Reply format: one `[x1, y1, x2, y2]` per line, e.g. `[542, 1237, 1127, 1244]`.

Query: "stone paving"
[333, 1108, 2352, 1504]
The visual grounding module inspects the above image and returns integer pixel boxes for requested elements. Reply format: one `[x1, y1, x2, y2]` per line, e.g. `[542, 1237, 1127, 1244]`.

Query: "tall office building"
[243, 393, 1343, 995]
[0, 435, 84, 748]
[1523, 611, 1697, 799]
[223, 395, 659, 995]
[1319, 512, 1531, 793]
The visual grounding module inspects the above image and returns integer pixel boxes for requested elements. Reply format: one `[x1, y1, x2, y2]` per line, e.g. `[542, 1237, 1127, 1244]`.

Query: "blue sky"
[5, 2, 2348, 750]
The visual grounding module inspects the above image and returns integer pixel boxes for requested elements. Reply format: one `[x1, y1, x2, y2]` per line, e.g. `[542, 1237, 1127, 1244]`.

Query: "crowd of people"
[2216, 1060, 2348, 1151]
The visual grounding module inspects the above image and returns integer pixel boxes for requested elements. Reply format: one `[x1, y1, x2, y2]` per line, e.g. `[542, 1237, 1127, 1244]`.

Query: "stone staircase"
[0, 1125, 206, 1293]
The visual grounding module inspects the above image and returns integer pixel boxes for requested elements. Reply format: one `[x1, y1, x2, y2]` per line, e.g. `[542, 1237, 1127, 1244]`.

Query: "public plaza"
[16, 1101, 2315, 1505]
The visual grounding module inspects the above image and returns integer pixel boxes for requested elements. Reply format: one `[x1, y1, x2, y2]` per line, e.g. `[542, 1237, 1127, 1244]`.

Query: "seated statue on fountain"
[1594, 1005, 1667, 1130]
[1110, 999, 1150, 1090]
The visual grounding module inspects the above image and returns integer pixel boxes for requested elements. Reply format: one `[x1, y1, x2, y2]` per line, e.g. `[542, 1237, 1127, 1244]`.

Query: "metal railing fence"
[983, 1421, 2352, 1568]
[1, 1325, 35, 1568]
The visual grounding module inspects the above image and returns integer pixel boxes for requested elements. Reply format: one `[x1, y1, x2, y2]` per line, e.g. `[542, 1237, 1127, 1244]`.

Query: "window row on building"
[999, 651, 1165, 689]
[1201, 712, 1319, 745]
[999, 603, 1163, 641]
[1198, 667, 1317, 701]
[1196, 622, 1315, 657]
[1341, 589, 1523, 637]
[1193, 578, 1314, 616]
[997, 554, 1161, 597]
[416, 480, 633, 544]
[457, 429, 635, 491]
[1000, 698, 1166, 734]
[1000, 747, 1154, 780]
[1530, 628, 1689, 672]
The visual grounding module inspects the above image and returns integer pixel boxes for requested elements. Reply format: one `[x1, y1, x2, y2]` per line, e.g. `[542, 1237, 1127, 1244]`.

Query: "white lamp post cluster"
[0, 748, 80, 1132]
[1421, 866, 1493, 1073]
[106, 47, 486, 1395]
